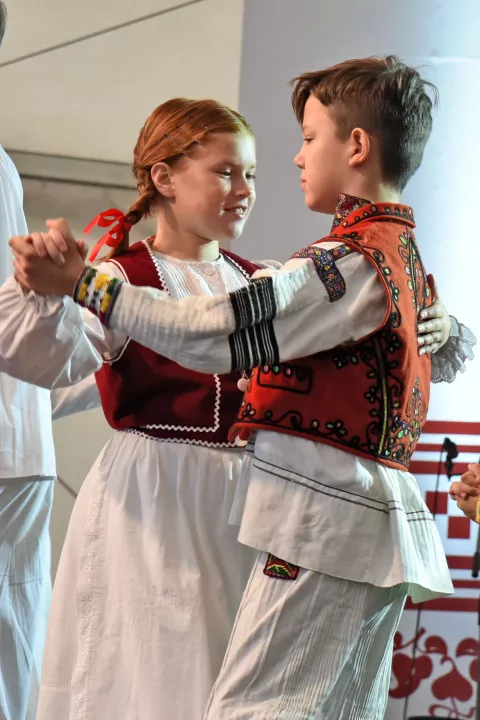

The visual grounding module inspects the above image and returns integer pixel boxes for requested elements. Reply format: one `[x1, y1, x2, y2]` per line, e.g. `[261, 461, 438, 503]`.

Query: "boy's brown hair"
[291, 55, 438, 192]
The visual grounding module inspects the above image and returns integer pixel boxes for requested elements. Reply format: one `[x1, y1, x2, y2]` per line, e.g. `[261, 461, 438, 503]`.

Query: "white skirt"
[36, 432, 255, 720]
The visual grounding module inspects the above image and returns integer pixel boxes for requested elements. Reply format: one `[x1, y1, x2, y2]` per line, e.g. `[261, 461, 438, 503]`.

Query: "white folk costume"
[0, 237, 284, 720]
[0, 147, 100, 720]
[66, 195, 475, 720]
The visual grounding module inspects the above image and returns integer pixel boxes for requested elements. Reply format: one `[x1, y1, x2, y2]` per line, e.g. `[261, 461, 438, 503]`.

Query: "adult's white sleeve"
[0, 263, 127, 388]
[51, 374, 101, 420]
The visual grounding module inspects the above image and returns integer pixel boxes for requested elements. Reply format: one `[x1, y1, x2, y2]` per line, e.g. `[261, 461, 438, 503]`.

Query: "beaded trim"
[73, 267, 123, 328]
[291, 245, 346, 302]
[263, 553, 300, 580]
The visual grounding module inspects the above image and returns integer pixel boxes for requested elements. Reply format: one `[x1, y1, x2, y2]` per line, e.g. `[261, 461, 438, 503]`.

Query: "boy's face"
[294, 95, 349, 214]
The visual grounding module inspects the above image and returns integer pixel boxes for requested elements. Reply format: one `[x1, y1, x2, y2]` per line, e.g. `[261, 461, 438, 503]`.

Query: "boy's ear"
[348, 128, 371, 168]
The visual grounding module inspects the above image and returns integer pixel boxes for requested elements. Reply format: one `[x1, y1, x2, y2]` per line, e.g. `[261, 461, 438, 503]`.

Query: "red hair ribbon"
[84, 208, 132, 262]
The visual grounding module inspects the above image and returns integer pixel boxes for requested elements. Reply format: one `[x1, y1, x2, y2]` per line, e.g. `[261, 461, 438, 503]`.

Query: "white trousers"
[205, 551, 407, 720]
[0, 478, 53, 720]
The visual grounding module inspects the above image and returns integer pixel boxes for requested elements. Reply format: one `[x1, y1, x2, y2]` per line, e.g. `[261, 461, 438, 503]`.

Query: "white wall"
[1, 0, 245, 162]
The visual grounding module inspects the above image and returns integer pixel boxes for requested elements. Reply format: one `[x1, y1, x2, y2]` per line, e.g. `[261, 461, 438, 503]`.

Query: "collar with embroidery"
[331, 193, 415, 232]
[331, 193, 372, 231]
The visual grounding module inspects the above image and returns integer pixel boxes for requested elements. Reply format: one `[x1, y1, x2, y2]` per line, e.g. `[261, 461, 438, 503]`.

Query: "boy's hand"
[417, 274, 451, 355]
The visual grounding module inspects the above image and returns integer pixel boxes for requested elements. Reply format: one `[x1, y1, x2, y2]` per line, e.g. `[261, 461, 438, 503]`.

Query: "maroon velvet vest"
[95, 241, 259, 447]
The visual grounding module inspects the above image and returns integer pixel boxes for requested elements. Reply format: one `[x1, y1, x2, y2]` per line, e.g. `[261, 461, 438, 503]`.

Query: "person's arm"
[51, 374, 101, 420]
[72, 244, 387, 374]
[10, 219, 461, 363]
[0, 276, 102, 387]
[0, 263, 127, 389]
[10, 220, 470, 378]
[0, 148, 28, 285]
[79, 256, 475, 380]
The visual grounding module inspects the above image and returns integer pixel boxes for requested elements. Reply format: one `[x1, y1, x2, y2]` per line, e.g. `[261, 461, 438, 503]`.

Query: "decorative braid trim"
[73, 267, 123, 328]
[125, 427, 240, 449]
[229, 276, 277, 330]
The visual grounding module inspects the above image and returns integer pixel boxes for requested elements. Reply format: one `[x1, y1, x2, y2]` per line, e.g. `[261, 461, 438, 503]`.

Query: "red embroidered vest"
[230, 202, 432, 470]
[95, 241, 259, 447]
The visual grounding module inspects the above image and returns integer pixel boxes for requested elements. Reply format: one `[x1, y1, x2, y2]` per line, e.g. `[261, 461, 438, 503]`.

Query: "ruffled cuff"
[431, 316, 477, 383]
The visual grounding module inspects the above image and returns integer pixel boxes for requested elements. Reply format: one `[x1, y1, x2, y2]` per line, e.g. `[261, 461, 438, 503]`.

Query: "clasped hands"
[9, 218, 87, 297]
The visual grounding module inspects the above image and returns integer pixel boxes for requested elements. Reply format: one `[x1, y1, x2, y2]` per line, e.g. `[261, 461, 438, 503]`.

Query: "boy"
[9, 57, 474, 718]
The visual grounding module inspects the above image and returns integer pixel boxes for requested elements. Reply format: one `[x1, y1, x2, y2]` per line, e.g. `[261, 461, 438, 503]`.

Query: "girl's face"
[161, 131, 256, 243]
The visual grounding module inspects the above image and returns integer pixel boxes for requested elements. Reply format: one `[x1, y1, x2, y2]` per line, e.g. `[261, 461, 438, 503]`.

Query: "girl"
[14, 98, 275, 720]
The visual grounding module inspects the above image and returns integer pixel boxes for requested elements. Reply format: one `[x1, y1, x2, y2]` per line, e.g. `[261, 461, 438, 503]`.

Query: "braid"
[105, 173, 157, 260]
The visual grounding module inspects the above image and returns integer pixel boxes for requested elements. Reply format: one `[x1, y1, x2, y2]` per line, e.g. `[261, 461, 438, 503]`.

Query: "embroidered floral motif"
[365, 386, 378, 404]
[325, 420, 348, 438]
[386, 379, 426, 464]
[398, 228, 430, 312]
[263, 554, 300, 580]
[331, 349, 360, 369]
[240, 402, 256, 419]
[331, 193, 372, 230]
[330, 244, 355, 261]
[331, 200, 415, 232]
[256, 364, 312, 394]
[291, 245, 346, 302]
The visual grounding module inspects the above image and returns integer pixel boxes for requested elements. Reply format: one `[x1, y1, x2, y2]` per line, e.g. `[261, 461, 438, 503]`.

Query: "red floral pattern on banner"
[391, 629, 479, 718]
